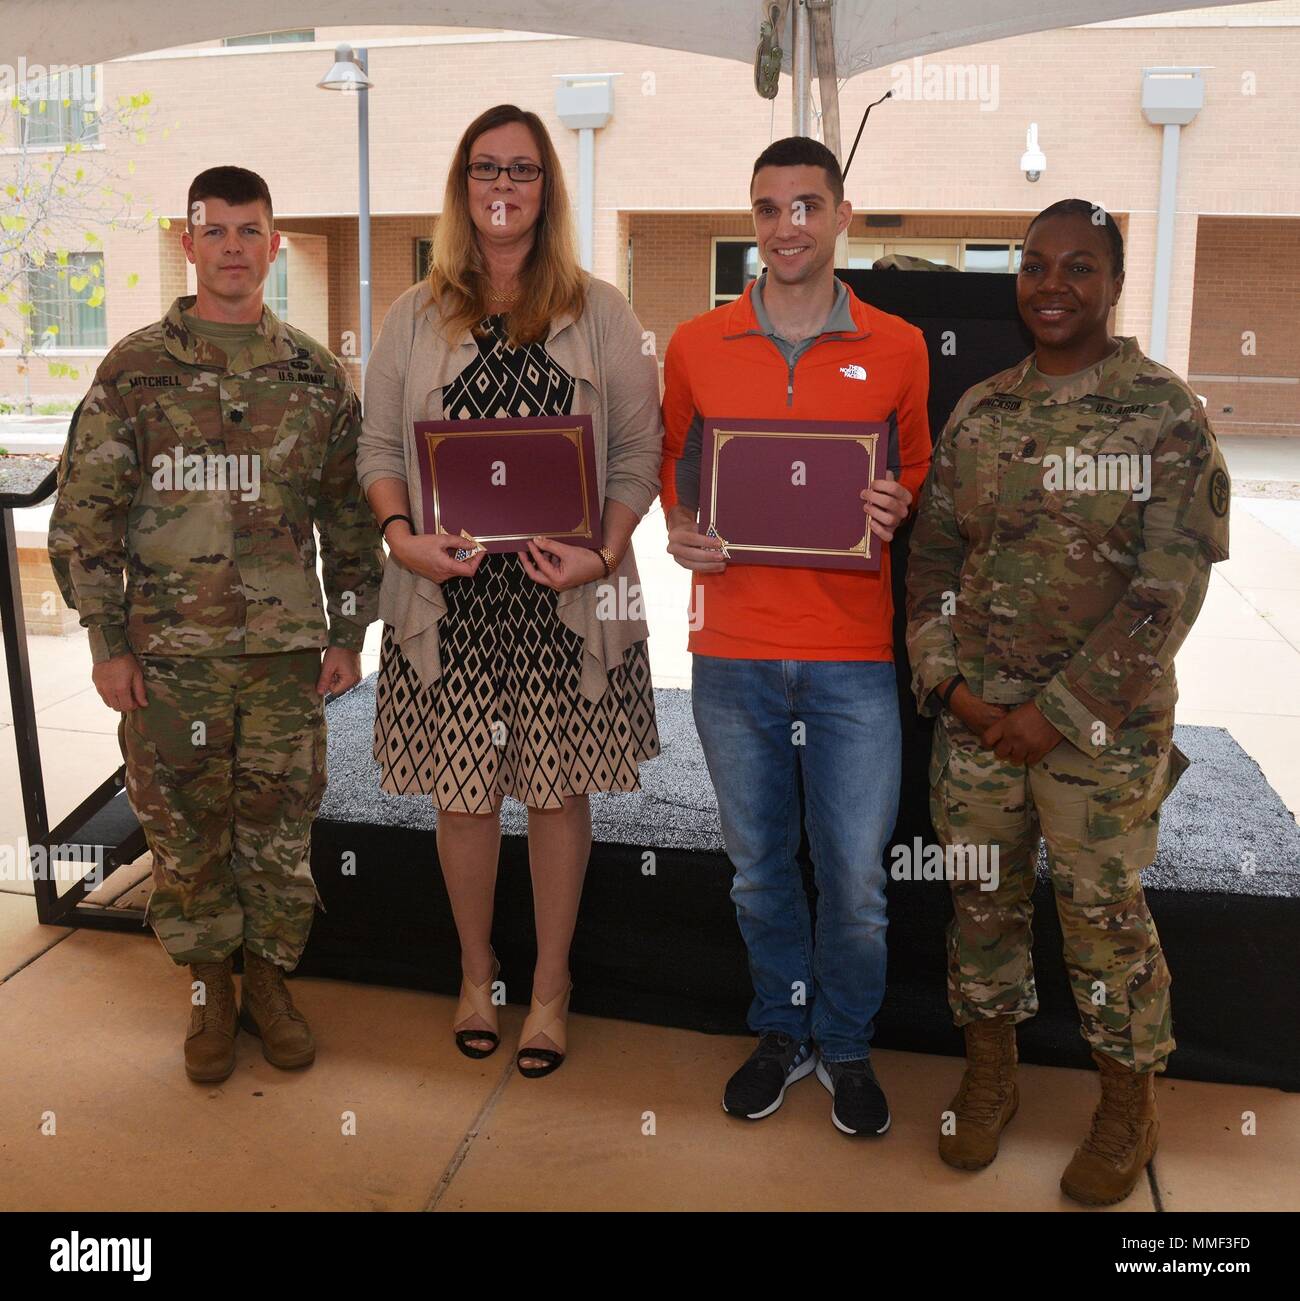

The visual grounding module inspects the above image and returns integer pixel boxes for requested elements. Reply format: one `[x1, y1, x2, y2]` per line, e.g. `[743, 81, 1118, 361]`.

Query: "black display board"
[835, 269, 1034, 856]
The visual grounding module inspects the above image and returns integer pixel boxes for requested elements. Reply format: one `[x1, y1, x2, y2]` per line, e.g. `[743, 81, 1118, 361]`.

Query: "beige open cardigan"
[355, 276, 664, 703]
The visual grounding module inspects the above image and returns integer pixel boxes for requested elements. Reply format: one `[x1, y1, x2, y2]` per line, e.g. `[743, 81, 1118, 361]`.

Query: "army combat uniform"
[905, 336, 1230, 1072]
[49, 296, 383, 970]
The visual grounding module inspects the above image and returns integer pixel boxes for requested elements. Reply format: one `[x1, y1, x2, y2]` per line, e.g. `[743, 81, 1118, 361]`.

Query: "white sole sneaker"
[816, 1058, 892, 1136]
[723, 1049, 818, 1120]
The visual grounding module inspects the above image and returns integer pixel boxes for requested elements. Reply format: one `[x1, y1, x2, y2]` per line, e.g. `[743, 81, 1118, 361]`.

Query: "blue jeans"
[691, 656, 901, 1062]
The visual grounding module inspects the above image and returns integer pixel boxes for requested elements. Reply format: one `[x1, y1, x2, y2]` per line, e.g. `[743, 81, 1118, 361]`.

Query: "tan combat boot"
[185, 958, 238, 1083]
[1060, 1051, 1159, 1205]
[938, 1019, 1020, 1170]
[239, 949, 316, 1069]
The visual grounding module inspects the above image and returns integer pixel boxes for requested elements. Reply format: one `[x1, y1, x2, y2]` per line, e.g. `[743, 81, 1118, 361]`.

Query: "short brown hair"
[751, 136, 844, 207]
[186, 166, 274, 230]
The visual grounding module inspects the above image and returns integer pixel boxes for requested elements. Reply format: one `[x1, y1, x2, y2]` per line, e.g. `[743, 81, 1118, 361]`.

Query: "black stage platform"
[302, 678, 1300, 1093]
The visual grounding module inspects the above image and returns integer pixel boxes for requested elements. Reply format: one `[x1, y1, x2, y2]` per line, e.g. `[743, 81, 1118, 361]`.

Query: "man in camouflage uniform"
[906, 199, 1230, 1204]
[49, 166, 382, 1083]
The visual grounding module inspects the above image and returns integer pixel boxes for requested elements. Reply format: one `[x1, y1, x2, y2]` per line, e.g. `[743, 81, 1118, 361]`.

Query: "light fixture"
[317, 43, 373, 93]
[1020, 123, 1046, 183]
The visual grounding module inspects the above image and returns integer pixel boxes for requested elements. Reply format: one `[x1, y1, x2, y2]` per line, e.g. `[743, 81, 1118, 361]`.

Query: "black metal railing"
[1, 463, 146, 929]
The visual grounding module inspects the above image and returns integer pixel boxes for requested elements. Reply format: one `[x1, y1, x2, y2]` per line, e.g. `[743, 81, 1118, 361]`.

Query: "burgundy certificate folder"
[698, 417, 887, 571]
[412, 414, 603, 554]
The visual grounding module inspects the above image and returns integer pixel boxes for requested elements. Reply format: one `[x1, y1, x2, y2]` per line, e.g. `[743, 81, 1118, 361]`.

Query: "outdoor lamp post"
[318, 44, 374, 371]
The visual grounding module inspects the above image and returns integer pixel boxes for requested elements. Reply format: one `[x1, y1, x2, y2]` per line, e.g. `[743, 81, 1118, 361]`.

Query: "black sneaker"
[722, 1031, 816, 1120]
[816, 1056, 891, 1136]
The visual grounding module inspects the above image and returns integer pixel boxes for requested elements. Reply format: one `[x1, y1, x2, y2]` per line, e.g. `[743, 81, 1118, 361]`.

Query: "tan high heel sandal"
[453, 951, 500, 1059]
[515, 983, 572, 1078]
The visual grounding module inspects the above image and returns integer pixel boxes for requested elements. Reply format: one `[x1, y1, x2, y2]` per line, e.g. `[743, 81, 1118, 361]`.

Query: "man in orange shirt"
[661, 138, 931, 1135]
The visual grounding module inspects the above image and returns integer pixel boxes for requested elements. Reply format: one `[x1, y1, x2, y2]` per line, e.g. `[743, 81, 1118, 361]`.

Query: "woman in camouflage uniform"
[906, 199, 1230, 1204]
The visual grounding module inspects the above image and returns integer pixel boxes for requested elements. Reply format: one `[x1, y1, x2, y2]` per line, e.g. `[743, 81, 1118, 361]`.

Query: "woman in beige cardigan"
[356, 104, 663, 1077]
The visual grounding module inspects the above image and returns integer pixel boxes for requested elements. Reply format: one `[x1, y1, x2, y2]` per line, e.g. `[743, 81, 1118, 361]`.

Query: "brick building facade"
[2, 6, 1298, 434]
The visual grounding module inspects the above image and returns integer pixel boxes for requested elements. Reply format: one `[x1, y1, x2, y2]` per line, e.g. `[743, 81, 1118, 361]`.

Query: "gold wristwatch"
[597, 545, 618, 576]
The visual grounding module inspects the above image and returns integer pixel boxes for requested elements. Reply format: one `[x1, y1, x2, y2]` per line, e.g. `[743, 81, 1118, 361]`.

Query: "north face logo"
[840, 364, 867, 381]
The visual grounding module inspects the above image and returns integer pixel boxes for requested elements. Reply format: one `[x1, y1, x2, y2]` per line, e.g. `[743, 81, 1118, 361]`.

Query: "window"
[25, 253, 106, 349]
[849, 239, 959, 269]
[961, 242, 1023, 273]
[265, 246, 288, 318]
[884, 241, 960, 268]
[848, 241, 884, 268]
[848, 239, 1023, 272]
[19, 69, 100, 148]
[222, 30, 316, 46]
[415, 237, 433, 283]
[711, 238, 759, 308]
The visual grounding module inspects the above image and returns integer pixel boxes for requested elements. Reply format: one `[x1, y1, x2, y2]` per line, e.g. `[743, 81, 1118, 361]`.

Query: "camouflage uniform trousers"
[929, 704, 1188, 1072]
[118, 650, 327, 969]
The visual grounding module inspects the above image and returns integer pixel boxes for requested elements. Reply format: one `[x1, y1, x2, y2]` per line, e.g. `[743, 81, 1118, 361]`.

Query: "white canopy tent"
[4, 0, 1249, 80]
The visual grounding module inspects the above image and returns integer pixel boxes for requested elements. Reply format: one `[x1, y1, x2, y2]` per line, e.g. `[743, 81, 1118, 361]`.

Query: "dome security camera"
[1020, 122, 1046, 182]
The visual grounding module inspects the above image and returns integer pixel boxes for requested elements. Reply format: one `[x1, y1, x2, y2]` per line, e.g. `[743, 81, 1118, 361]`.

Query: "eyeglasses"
[466, 161, 544, 183]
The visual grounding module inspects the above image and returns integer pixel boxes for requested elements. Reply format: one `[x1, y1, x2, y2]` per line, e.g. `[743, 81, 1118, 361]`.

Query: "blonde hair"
[426, 104, 586, 346]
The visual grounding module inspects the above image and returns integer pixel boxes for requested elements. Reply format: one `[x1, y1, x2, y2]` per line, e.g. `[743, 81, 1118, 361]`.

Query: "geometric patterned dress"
[372, 313, 660, 811]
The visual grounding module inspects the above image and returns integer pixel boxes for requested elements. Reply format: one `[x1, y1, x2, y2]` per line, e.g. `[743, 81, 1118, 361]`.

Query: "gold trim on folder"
[423, 424, 595, 544]
[707, 427, 879, 560]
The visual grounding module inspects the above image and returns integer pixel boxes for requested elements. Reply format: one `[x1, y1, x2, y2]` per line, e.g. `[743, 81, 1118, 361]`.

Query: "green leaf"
[126, 273, 139, 288]
[86, 285, 105, 308]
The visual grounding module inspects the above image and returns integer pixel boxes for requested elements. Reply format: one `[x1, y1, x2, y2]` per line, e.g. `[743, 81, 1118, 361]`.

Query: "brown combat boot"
[1060, 1051, 1159, 1206]
[185, 958, 238, 1083]
[938, 1019, 1020, 1170]
[238, 949, 316, 1069]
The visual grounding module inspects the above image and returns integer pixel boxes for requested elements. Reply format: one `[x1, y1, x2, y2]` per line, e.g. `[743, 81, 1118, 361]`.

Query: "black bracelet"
[380, 513, 414, 540]
[938, 675, 964, 711]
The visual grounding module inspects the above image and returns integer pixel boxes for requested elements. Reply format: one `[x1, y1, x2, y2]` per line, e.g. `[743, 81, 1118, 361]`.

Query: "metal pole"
[578, 126, 595, 271]
[792, 0, 811, 137]
[1149, 121, 1180, 364]
[357, 48, 372, 373]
